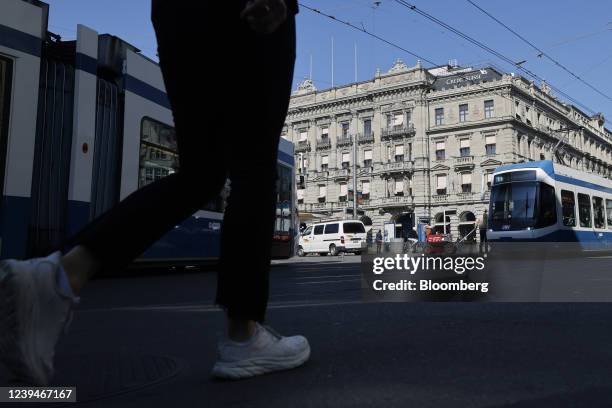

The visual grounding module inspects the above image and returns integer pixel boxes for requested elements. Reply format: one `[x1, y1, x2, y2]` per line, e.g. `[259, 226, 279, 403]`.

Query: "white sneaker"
[0, 252, 75, 385]
[211, 323, 310, 380]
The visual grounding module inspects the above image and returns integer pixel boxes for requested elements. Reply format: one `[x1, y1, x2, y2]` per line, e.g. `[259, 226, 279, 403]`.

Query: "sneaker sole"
[211, 346, 310, 380]
[0, 262, 47, 385]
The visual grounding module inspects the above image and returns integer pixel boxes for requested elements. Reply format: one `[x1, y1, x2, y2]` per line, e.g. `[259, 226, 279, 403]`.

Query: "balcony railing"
[295, 140, 310, 153]
[367, 196, 413, 208]
[454, 155, 474, 169]
[329, 168, 350, 180]
[336, 134, 353, 147]
[456, 192, 476, 201]
[316, 138, 331, 150]
[432, 194, 449, 202]
[299, 201, 348, 212]
[381, 123, 415, 140]
[379, 160, 413, 173]
[357, 132, 374, 144]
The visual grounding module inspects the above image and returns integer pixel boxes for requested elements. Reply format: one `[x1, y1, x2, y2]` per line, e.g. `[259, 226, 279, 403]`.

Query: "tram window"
[606, 199, 612, 230]
[537, 184, 557, 228]
[592, 196, 605, 229]
[577, 193, 592, 228]
[139, 117, 178, 188]
[511, 170, 536, 182]
[275, 165, 293, 233]
[314, 225, 324, 235]
[560, 190, 576, 227]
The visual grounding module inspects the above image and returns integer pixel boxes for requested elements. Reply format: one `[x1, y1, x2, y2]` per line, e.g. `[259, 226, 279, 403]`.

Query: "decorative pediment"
[431, 163, 451, 172]
[388, 58, 409, 74]
[480, 158, 503, 167]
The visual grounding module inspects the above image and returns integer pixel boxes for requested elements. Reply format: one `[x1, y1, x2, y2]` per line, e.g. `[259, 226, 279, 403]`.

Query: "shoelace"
[260, 324, 283, 340]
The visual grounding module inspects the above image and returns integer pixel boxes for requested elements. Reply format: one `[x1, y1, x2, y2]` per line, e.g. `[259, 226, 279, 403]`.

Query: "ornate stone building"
[284, 60, 612, 241]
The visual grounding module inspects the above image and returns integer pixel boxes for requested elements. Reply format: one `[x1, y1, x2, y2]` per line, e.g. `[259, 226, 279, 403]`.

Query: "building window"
[299, 129, 308, 142]
[321, 155, 329, 171]
[362, 180, 370, 200]
[298, 155, 308, 174]
[392, 112, 404, 128]
[339, 183, 348, 202]
[435, 141, 445, 160]
[341, 122, 349, 137]
[484, 100, 494, 118]
[297, 188, 305, 204]
[363, 119, 372, 136]
[320, 126, 329, 139]
[485, 134, 496, 155]
[593, 196, 606, 229]
[435, 108, 444, 125]
[459, 104, 468, 122]
[561, 190, 576, 227]
[395, 144, 404, 162]
[363, 149, 372, 168]
[486, 172, 493, 190]
[318, 185, 327, 203]
[342, 152, 351, 169]
[459, 138, 470, 157]
[578, 193, 591, 228]
[461, 173, 472, 193]
[436, 174, 447, 195]
[394, 179, 404, 197]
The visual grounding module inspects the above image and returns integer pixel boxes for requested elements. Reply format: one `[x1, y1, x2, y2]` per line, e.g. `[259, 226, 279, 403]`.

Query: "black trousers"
[479, 229, 488, 253]
[65, 2, 296, 322]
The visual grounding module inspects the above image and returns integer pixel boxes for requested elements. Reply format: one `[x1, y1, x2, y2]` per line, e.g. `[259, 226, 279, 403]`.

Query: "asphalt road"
[2, 253, 612, 407]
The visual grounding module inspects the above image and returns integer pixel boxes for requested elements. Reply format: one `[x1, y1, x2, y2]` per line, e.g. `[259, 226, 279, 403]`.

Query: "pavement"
[2, 253, 612, 407]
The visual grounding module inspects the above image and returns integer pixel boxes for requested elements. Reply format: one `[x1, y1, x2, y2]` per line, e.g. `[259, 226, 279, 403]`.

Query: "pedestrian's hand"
[241, 0, 287, 34]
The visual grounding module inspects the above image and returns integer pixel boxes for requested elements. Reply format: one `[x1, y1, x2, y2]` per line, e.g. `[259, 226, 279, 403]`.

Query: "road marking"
[79, 299, 365, 313]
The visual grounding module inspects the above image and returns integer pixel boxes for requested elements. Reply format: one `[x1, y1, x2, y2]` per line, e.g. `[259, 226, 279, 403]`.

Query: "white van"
[298, 220, 367, 256]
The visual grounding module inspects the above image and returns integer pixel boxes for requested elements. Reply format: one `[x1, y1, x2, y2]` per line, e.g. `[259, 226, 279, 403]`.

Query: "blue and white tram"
[488, 160, 612, 251]
[0, 0, 297, 264]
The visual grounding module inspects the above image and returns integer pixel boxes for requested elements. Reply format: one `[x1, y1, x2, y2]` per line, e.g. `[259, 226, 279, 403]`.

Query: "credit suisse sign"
[432, 68, 502, 91]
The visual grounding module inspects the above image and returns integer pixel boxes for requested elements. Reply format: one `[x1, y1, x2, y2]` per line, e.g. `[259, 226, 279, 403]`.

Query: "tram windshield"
[490, 181, 557, 231]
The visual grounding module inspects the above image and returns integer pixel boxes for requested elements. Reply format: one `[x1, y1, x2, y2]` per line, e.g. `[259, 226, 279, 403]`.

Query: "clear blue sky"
[46, 0, 612, 123]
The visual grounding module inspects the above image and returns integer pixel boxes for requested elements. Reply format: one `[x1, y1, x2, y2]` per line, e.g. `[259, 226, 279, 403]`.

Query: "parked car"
[298, 220, 367, 256]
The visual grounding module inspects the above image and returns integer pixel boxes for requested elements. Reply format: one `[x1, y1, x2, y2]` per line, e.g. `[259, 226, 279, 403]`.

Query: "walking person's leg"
[0, 2, 237, 386]
[209, 4, 309, 379]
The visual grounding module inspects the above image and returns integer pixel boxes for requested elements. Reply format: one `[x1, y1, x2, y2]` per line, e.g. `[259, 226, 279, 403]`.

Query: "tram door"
[0, 57, 12, 215]
[27, 57, 75, 256]
[90, 78, 122, 219]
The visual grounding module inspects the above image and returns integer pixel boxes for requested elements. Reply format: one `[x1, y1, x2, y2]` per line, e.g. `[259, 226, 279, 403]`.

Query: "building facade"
[284, 59, 612, 242]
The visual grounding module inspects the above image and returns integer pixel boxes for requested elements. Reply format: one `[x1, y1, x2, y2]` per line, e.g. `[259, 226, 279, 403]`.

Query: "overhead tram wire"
[298, 3, 438, 67]
[465, 0, 612, 104]
[392, 0, 612, 126]
[298, 1, 605, 137]
[298, 3, 557, 113]
[298, 2, 601, 156]
[297, 2, 557, 122]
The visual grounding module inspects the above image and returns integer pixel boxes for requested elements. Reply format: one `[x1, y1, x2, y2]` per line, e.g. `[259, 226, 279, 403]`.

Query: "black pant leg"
[215, 17, 296, 322]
